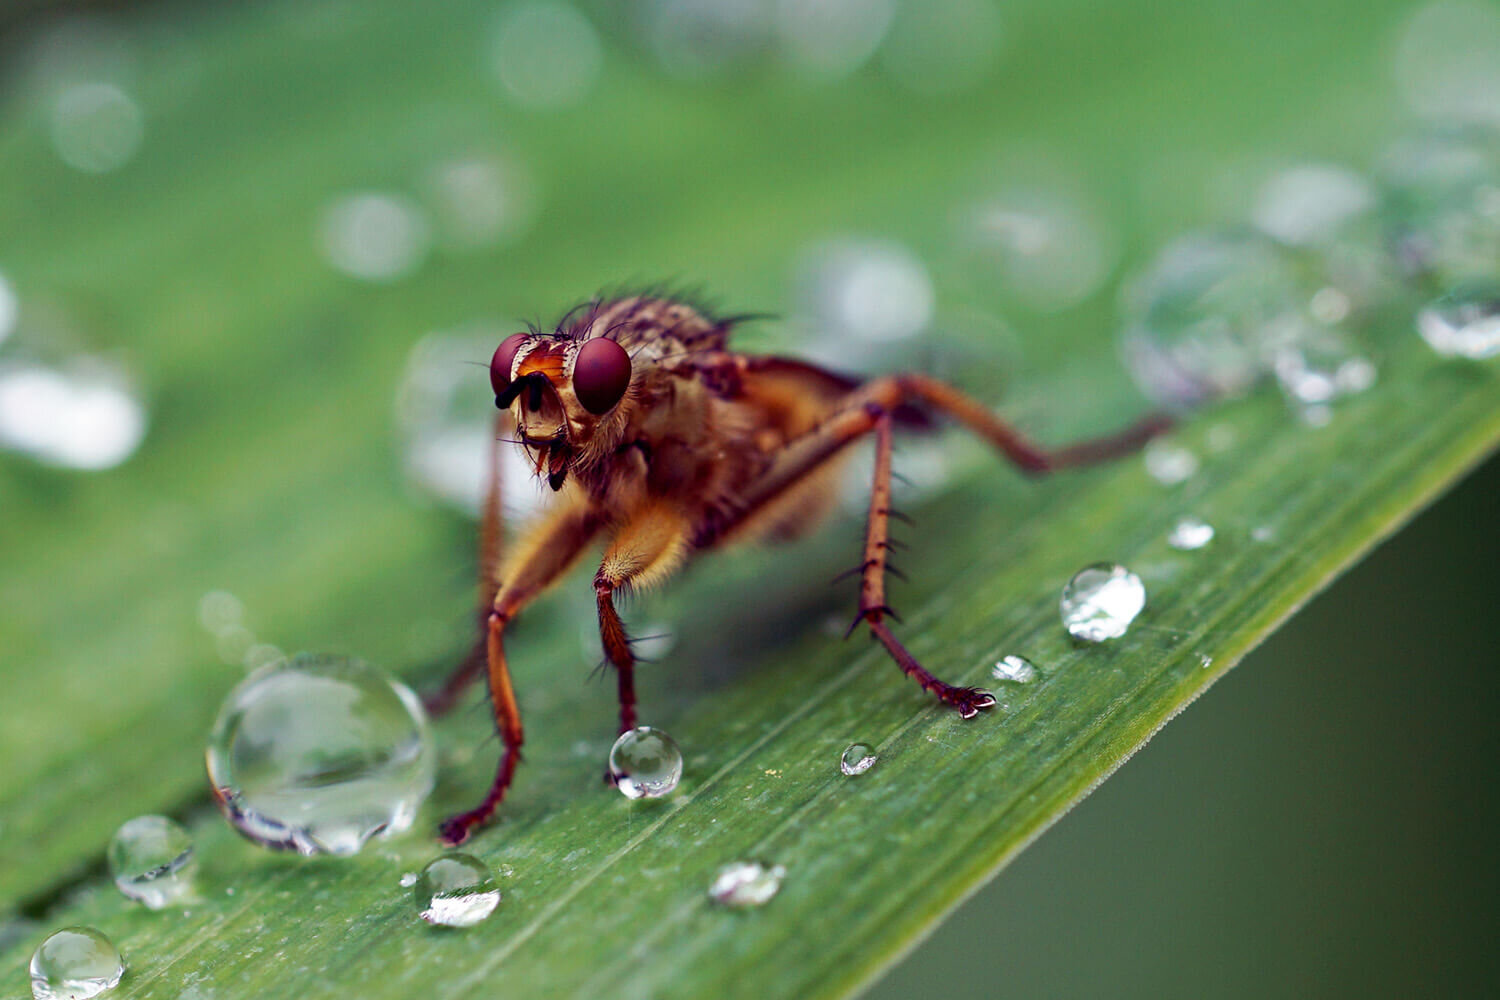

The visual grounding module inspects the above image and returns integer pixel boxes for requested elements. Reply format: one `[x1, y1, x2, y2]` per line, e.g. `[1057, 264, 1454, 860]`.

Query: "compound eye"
[572, 337, 632, 415]
[490, 333, 529, 404]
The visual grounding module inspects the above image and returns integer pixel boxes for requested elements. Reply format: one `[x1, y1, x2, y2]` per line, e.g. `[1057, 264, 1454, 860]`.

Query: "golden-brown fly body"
[431, 295, 1169, 845]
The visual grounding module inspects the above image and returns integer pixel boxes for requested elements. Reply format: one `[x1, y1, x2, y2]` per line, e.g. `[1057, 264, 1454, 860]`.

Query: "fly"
[427, 294, 1170, 845]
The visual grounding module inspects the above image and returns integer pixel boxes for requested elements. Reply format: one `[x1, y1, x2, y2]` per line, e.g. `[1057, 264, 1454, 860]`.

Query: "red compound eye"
[490, 333, 529, 404]
[572, 337, 631, 415]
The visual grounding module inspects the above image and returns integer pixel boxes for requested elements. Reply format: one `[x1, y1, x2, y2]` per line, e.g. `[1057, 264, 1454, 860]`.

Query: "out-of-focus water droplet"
[636, 0, 768, 79]
[1060, 564, 1146, 642]
[839, 743, 877, 776]
[1251, 525, 1276, 543]
[107, 815, 195, 909]
[395, 328, 551, 521]
[1166, 516, 1215, 551]
[0, 271, 16, 346]
[50, 82, 143, 174]
[421, 154, 537, 251]
[991, 654, 1038, 683]
[708, 860, 786, 908]
[415, 854, 501, 928]
[488, 1, 602, 110]
[206, 653, 435, 856]
[963, 187, 1117, 312]
[1143, 438, 1199, 486]
[608, 726, 683, 800]
[772, 0, 895, 79]
[1395, 1, 1500, 126]
[196, 590, 244, 633]
[1252, 165, 1376, 247]
[30, 927, 123, 1000]
[795, 238, 934, 347]
[1119, 232, 1300, 407]
[1378, 129, 1500, 283]
[1267, 323, 1377, 405]
[879, 0, 1000, 94]
[0, 359, 147, 470]
[318, 191, 431, 283]
[1417, 283, 1500, 358]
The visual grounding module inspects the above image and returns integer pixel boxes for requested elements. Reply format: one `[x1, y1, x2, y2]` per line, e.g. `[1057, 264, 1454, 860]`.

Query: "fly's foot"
[438, 811, 482, 847]
[945, 686, 997, 719]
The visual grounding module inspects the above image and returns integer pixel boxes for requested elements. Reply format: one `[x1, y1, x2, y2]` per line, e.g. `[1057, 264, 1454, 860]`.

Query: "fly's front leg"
[593, 501, 694, 742]
[439, 495, 600, 845]
[853, 411, 995, 718]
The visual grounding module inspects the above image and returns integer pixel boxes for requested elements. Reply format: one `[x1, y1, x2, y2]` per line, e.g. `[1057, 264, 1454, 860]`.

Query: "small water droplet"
[839, 743, 877, 776]
[318, 191, 431, 283]
[1196, 652, 1214, 669]
[0, 359, 147, 470]
[1143, 438, 1199, 485]
[1166, 516, 1215, 551]
[487, 1, 602, 110]
[608, 726, 683, 800]
[1378, 129, 1500, 283]
[206, 653, 436, 856]
[414, 854, 501, 928]
[991, 654, 1038, 683]
[30, 927, 123, 1000]
[398, 872, 417, 888]
[107, 815, 195, 909]
[1251, 525, 1276, 542]
[196, 591, 244, 633]
[0, 270, 17, 346]
[420, 154, 538, 251]
[1060, 563, 1146, 642]
[1417, 284, 1500, 358]
[1299, 403, 1334, 427]
[708, 860, 787, 908]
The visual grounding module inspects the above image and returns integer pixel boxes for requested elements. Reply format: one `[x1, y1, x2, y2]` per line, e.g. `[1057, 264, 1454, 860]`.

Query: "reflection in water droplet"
[1252, 165, 1376, 247]
[796, 238, 934, 345]
[839, 743, 877, 776]
[1166, 516, 1215, 551]
[773, 0, 895, 79]
[879, 0, 1000, 94]
[991, 654, 1038, 683]
[0, 360, 147, 469]
[708, 860, 786, 907]
[107, 815, 195, 909]
[415, 854, 501, 927]
[50, 82, 144, 174]
[965, 188, 1117, 312]
[1395, 1, 1500, 125]
[318, 192, 431, 283]
[609, 726, 683, 799]
[488, 2, 602, 110]
[206, 653, 436, 856]
[1143, 438, 1199, 486]
[1060, 564, 1146, 642]
[1417, 284, 1500, 358]
[0, 271, 16, 345]
[30, 927, 124, 1000]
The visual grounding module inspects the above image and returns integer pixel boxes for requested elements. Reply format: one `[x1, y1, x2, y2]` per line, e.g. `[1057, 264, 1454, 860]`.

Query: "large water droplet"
[1060, 564, 1146, 642]
[317, 191, 431, 283]
[414, 854, 501, 928]
[608, 726, 683, 800]
[963, 184, 1117, 312]
[1166, 516, 1215, 551]
[0, 359, 147, 470]
[1416, 283, 1500, 358]
[50, 82, 143, 174]
[839, 743, 877, 776]
[1394, 1, 1500, 126]
[420, 154, 537, 251]
[708, 860, 787, 908]
[30, 927, 123, 1000]
[107, 815, 195, 909]
[1378, 129, 1500, 284]
[991, 654, 1038, 683]
[772, 0, 895, 80]
[488, 1, 602, 110]
[206, 653, 435, 856]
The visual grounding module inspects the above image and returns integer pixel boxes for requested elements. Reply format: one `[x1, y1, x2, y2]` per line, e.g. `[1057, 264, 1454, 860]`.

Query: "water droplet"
[30, 927, 123, 1000]
[964, 185, 1117, 312]
[317, 192, 431, 283]
[708, 860, 786, 908]
[991, 654, 1038, 683]
[1378, 129, 1500, 284]
[772, 0, 895, 80]
[1416, 284, 1500, 358]
[1252, 165, 1376, 247]
[1143, 438, 1199, 485]
[796, 238, 934, 348]
[196, 591, 244, 633]
[414, 854, 501, 928]
[242, 643, 285, 672]
[399, 872, 418, 888]
[608, 726, 683, 800]
[420, 154, 537, 251]
[107, 815, 195, 909]
[1395, 1, 1500, 126]
[206, 653, 435, 856]
[1166, 516, 1215, 551]
[488, 2, 602, 110]
[879, 0, 1001, 94]
[839, 743, 877, 776]
[1251, 525, 1276, 542]
[0, 359, 147, 470]
[0, 271, 17, 346]
[50, 83, 143, 174]
[636, 0, 768, 79]
[1060, 563, 1146, 642]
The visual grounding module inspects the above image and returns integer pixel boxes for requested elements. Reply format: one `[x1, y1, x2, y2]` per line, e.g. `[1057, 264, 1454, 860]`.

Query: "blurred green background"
[1, 0, 1497, 995]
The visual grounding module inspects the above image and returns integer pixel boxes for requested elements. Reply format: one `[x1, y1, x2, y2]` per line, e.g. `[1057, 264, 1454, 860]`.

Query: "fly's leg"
[426, 412, 509, 717]
[853, 410, 995, 718]
[438, 496, 600, 846]
[593, 502, 694, 742]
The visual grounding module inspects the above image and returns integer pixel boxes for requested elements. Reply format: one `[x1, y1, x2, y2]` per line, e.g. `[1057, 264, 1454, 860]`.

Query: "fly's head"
[489, 330, 636, 491]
